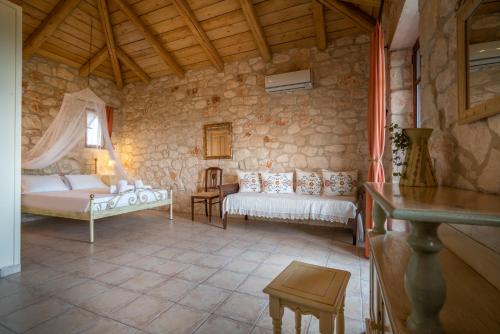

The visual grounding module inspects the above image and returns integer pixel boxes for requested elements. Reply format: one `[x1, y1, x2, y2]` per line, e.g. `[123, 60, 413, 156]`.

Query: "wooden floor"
[0, 211, 368, 333]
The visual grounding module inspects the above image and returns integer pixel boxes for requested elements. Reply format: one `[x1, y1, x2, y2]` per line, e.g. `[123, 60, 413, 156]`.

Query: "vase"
[400, 128, 437, 187]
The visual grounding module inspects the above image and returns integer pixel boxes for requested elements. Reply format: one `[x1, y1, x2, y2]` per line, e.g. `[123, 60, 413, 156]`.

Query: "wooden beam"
[317, 0, 375, 32]
[239, 0, 271, 62]
[112, 0, 184, 78]
[172, 0, 224, 72]
[23, 0, 82, 59]
[341, 0, 380, 7]
[116, 47, 150, 84]
[97, 0, 122, 89]
[312, 0, 327, 51]
[79, 46, 108, 77]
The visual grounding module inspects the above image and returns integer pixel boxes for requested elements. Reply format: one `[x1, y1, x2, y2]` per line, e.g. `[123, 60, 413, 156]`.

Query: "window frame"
[85, 109, 104, 149]
[412, 39, 421, 128]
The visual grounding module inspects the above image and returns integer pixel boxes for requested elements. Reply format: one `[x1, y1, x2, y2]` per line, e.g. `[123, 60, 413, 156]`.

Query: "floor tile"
[146, 304, 210, 334]
[178, 284, 230, 312]
[24, 307, 97, 334]
[147, 278, 196, 302]
[95, 266, 143, 285]
[151, 259, 191, 276]
[204, 270, 248, 290]
[111, 295, 173, 329]
[215, 292, 267, 324]
[252, 263, 287, 279]
[175, 265, 218, 283]
[119, 271, 167, 293]
[195, 314, 252, 334]
[0, 298, 72, 333]
[80, 287, 139, 316]
[57, 281, 110, 305]
[80, 316, 138, 334]
[0, 289, 44, 317]
[256, 306, 311, 334]
[237, 275, 270, 298]
[239, 251, 269, 263]
[153, 247, 186, 260]
[224, 259, 260, 274]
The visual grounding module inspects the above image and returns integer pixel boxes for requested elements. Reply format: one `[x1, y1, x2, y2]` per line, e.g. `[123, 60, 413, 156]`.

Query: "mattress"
[223, 192, 357, 224]
[22, 187, 169, 213]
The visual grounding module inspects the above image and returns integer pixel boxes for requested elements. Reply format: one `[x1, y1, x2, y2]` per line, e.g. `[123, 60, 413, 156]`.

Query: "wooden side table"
[263, 261, 350, 334]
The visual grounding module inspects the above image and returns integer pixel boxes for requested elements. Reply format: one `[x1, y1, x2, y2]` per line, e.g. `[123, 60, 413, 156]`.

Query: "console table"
[364, 183, 500, 334]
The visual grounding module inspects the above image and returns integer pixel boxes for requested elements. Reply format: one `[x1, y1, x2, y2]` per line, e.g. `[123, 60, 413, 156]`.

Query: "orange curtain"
[365, 22, 386, 256]
[105, 106, 114, 137]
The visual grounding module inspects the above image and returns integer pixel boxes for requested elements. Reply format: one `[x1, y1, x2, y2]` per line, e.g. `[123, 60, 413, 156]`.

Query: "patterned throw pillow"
[295, 170, 322, 195]
[238, 171, 261, 192]
[261, 172, 294, 194]
[322, 170, 358, 196]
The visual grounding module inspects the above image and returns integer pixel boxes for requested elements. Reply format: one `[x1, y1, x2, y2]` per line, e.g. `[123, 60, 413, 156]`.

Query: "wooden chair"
[191, 167, 223, 223]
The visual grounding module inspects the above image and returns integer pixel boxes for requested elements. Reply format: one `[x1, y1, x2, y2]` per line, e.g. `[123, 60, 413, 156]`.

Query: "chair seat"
[192, 191, 219, 198]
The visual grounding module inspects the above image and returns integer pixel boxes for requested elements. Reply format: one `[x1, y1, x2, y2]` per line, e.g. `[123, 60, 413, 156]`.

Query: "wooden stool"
[263, 261, 350, 334]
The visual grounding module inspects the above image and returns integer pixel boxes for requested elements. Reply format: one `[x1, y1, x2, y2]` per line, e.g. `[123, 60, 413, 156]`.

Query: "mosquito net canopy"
[22, 88, 127, 178]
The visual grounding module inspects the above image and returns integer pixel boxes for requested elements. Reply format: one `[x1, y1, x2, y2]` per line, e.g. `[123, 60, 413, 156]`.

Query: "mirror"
[457, 0, 500, 123]
[204, 122, 232, 159]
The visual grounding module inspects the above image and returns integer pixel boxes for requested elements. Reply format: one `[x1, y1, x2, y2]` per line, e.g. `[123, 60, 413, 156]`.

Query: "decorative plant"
[387, 123, 409, 177]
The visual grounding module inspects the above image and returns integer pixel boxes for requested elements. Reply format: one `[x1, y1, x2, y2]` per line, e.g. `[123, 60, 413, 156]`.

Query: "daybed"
[22, 177, 173, 243]
[219, 183, 364, 245]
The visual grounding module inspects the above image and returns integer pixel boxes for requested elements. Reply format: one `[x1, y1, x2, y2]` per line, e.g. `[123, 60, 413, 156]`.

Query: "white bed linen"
[22, 188, 169, 213]
[223, 192, 356, 224]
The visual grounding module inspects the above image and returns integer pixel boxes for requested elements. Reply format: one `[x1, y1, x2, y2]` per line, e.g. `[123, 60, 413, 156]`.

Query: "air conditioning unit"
[265, 69, 313, 93]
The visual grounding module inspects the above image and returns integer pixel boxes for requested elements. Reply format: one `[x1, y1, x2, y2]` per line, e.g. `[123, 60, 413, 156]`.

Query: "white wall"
[0, 0, 22, 277]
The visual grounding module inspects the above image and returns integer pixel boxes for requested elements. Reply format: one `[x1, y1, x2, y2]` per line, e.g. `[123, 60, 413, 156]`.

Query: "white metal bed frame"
[22, 189, 173, 243]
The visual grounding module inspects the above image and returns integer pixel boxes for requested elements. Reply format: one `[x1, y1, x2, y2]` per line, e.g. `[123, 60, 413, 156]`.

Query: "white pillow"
[322, 170, 358, 196]
[21, 175, 69, 194]
[238, 171, 261, 193]
[64, 174, 108, 190]
[295, 170, 322, 195]
[261, 172, 294, 194]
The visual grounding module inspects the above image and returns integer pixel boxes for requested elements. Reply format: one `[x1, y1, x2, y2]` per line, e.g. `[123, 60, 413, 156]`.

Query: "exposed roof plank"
[239, 0, 271, 62]
[172, 0, 224, 71]
[24, 0, 83, 59]
[317, 0, 375, 32]
[312, 0, 327, 50]
[116, 47, 150, 84]
[79, 46, 108, 77]
[97, 0, 123, 89]
[111, 0, 185, 78]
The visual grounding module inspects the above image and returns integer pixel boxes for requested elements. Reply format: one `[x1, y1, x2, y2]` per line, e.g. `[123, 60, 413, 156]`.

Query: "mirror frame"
[203, 122, 232, 160]
[457, 0, 500, 124]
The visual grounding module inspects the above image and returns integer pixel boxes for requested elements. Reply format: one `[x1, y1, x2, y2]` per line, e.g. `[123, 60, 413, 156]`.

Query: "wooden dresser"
[364, 183, 500, 334]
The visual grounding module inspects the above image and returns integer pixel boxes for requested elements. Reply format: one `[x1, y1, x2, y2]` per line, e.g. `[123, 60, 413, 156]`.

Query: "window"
[86, 110, 103, 148]
[413, 40, 421, 128]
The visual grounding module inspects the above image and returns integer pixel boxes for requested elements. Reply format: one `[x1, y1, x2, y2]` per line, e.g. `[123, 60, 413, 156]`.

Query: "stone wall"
[419, 0, 500, 252]
[22, 56, 122, 173]
[115, 35, 371, 212]
[388, 48, 414, 182]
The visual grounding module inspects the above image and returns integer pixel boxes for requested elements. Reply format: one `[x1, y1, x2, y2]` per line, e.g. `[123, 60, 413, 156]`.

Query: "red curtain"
[365, 22, 386, 256]
[105, 106, 114, 137]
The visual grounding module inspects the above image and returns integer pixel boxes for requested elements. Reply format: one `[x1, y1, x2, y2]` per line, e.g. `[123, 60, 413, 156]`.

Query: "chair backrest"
[205, 167, 223, 191]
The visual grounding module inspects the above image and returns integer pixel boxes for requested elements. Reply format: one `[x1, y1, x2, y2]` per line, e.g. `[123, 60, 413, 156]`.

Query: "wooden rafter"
[97, 0, 122, 89]
[116, 47, 150, 84]
[23, 0, 82, 59]
[172, 0, 224, 72]
[312, 0, 327, 51]
[239, 0, 271, 62]
[112, 0, 184, 78]
[317, 0, 375, 32]
[342, 0, 380, 7]
[78, 46, 108, 77]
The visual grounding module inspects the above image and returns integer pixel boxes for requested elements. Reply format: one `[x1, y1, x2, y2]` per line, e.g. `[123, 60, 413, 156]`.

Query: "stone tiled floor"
[0, 211, 369, 334]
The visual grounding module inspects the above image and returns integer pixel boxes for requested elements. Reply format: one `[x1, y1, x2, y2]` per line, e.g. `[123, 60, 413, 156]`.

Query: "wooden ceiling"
[14, 0, 380, 87]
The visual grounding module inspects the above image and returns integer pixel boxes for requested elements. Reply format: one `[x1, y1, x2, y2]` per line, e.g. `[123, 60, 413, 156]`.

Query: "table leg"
[208, 198, 212, 223]
[269, 296, 283, 334]
[295, 311, 301, 334]
[319, 311, 334, 334]
[405, 221, 445, 334]
[372, 201, 387, 234]
[336, 295, 345, 334]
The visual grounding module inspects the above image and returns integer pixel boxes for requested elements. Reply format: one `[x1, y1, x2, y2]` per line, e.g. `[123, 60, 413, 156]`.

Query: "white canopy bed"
[21, 88, 173, 243]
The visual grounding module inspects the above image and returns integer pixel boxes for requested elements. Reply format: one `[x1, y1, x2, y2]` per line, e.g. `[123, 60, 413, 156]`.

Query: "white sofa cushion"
[223, 192, 356, 224]
[261, 172, 294, 194]
[21, 175, 69, 194]
[295, 169, 322, 195]
[322, 170, 358, 196]
[238, 171, 261, 193]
